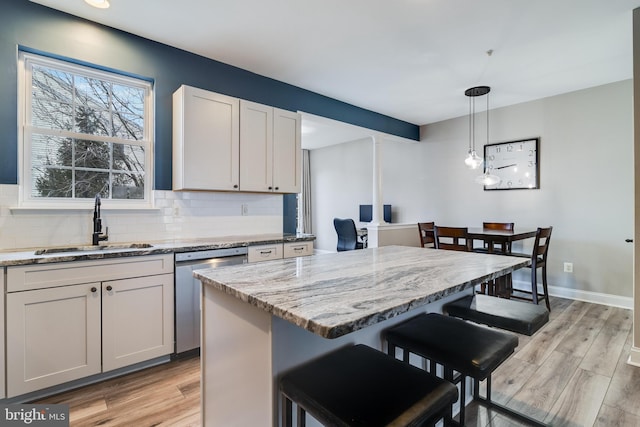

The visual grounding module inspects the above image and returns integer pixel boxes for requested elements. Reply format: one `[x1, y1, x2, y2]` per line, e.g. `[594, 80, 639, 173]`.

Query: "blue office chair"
[333, 218, 363, 252]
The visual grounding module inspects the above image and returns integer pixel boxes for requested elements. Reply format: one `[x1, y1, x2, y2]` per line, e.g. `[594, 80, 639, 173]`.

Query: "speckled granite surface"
[194, 245, 531, 339]
[0, 233, 314, 266]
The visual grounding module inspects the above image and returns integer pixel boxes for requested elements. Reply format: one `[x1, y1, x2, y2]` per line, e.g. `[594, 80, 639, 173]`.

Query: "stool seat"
[444, 294, 549, 336]
[385, 313, 518, 381]
[280, 344, 458, 427]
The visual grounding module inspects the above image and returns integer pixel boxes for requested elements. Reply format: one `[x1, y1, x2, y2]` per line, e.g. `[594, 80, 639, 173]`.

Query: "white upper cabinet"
[240, 100, 273, 192]
[272, 108, 302, 193]
[173, 86, 301, 193]
[240, 100, 301, 193]
[173, 85, 240, 191]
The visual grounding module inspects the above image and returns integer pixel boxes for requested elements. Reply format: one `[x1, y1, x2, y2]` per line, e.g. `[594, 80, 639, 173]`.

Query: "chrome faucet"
[92, 194, 109, 245]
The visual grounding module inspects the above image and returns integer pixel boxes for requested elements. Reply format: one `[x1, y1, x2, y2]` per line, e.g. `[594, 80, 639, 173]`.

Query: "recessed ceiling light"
[85, 0, 110, 9]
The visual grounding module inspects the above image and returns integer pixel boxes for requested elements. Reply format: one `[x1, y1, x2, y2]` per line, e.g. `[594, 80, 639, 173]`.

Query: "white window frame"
[17, 51, 154, 209]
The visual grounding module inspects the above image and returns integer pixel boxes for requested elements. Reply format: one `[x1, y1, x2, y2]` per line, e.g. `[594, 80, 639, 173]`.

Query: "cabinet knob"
[626, 239, 634, 243]
[268, 186, 273, 190]
[233, 184, 238, 189]
[274, 187, 279, 191]
[91, 287, 97, 293]
[106, 285, 113, 291]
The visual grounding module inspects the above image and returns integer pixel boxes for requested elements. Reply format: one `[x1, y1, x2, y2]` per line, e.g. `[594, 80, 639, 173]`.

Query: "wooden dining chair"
[482, 221, 515, 253]
[433, 226, 471, 251]
[417, 222, 435, 248]
[511, 226, 553, 311]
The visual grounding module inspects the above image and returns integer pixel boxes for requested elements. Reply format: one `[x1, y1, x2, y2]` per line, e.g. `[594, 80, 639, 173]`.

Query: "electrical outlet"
[241, 204, 248, 216]
[564, 262, 573, 273]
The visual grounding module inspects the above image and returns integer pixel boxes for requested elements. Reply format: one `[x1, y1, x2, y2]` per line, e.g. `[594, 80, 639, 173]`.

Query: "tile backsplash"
[0, 185, 283, 250]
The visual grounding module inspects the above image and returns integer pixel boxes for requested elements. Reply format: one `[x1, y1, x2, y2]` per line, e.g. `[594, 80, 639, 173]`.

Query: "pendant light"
[463, 86, 490, 170]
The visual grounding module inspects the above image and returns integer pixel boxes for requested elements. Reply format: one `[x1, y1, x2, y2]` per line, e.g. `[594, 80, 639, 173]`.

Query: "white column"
[371, 134, 384, 225]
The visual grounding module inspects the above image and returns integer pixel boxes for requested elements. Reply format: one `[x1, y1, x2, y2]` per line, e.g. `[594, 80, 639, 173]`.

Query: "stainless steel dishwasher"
[174, 247, 248, 355]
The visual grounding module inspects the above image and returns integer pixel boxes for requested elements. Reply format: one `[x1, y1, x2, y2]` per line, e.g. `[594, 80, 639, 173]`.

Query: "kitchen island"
[194, 245, 530, 426]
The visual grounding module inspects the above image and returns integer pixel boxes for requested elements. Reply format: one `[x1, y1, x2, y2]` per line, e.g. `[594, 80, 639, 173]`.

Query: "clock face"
[483, 138, 539, 190]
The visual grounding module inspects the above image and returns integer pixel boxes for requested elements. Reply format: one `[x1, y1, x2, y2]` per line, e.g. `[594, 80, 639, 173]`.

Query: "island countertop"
[194, 245, 530, 339]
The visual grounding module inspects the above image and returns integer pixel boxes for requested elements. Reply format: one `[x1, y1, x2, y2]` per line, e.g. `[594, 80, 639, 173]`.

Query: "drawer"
[248, 244, 283, 263]
[7, 254, 174, 292]
[283, 241, 313, 258]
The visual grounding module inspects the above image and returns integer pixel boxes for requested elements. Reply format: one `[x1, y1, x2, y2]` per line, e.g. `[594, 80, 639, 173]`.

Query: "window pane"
[113, 172, 144, 200]
[75, 105, 110, 136]
[112, 143, 144, 172]
[32, 134, 72, 168]
[75, 75, 110, 110]
[112, 83, 144, 117]
[75, 170, 109, 198]
[32, 65, 73, 103]
[32, 167, 72, 198]
[32, 99, 73, 130]
[74, 139, 111, 169]
[112, 112, 143, 140]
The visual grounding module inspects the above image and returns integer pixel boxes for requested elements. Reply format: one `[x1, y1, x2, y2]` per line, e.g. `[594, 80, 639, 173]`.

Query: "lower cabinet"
[7, 283, 102, 397]
[5, 255, 174, 398]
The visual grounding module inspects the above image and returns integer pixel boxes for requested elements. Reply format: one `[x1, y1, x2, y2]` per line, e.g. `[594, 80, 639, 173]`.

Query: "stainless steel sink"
[34, 243, 153, 255]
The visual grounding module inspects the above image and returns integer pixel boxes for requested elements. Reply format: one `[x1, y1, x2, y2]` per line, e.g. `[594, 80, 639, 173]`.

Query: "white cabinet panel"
[102, 274, 174, 371]
[240, 100, 273, 192]
[173, 85, 240, 191]
[0, 269, 5, 399]
[7, 283, 102, 397]
[273, 108, 302, 194]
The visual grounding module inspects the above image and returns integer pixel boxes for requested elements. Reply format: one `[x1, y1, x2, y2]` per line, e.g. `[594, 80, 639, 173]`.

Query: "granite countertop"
[0, 233, 315, 267]
[193, 245, 531, 339]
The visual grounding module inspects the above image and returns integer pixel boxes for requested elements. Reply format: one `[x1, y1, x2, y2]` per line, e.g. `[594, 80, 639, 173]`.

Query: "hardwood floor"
[36, 356, 201, 426]
[35, 297, 639, 426]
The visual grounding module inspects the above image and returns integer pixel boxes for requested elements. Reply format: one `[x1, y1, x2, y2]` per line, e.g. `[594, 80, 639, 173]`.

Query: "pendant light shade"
[475, 169, 501, 186]
[464, 86, 490, 170]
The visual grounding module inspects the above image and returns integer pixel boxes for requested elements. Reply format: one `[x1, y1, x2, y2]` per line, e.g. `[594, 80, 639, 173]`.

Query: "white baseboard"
[629, 346, 640, 367]
[512, 279, 633, 310]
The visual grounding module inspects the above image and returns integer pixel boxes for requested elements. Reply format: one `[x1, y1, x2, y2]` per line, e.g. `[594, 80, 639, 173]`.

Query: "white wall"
[311, 80, 633, 299]
[0, 186, 283, 249]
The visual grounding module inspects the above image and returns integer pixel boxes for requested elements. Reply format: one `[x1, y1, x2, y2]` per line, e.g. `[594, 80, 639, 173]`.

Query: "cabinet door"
[273, 108, 301, 193]
[173, 85, 240, 191]
[6, 283, 101, 397]
[102, 274, 174, 372]
[239, 100, 273, 192]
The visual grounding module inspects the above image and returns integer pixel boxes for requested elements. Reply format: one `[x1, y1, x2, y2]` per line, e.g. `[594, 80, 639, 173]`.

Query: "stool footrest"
[473, 395, 550, 427]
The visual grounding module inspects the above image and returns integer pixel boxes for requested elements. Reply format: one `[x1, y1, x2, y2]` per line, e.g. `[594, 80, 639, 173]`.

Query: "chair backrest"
[482, 222, 515, 252]
[333, 218, 358, 252]
[418, 222, 435, 248]
[434, 226, 470, 252]
[483, 222, 515, 231]
[532, 226, 553, 266]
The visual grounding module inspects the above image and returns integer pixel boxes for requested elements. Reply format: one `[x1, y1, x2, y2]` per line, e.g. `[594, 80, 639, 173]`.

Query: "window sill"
[10, 206, 161, 213]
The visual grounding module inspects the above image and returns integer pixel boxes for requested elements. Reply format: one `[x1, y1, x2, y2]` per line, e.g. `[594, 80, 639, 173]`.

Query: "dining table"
[194, 245, 530, 426]
[466, 227, 538, 254]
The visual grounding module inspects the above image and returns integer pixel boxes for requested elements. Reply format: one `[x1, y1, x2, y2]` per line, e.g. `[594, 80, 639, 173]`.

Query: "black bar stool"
[384, 313, 549, 427]
[444, 293, 549, 336]
[279, 344, 458, 427]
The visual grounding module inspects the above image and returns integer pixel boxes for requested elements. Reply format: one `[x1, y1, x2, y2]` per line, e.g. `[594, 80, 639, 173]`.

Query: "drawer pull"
[293, 247, 304, 251]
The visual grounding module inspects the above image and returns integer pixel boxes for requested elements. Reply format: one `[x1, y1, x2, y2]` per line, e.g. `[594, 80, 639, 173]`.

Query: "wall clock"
[483, 138, 539, 190]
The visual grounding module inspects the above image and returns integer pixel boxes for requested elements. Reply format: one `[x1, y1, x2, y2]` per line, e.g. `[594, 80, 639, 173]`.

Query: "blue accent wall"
[0, 1, 419, 189]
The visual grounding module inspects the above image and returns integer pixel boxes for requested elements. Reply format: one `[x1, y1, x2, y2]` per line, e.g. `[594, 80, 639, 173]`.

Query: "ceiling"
[30, 0, 640, 147]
